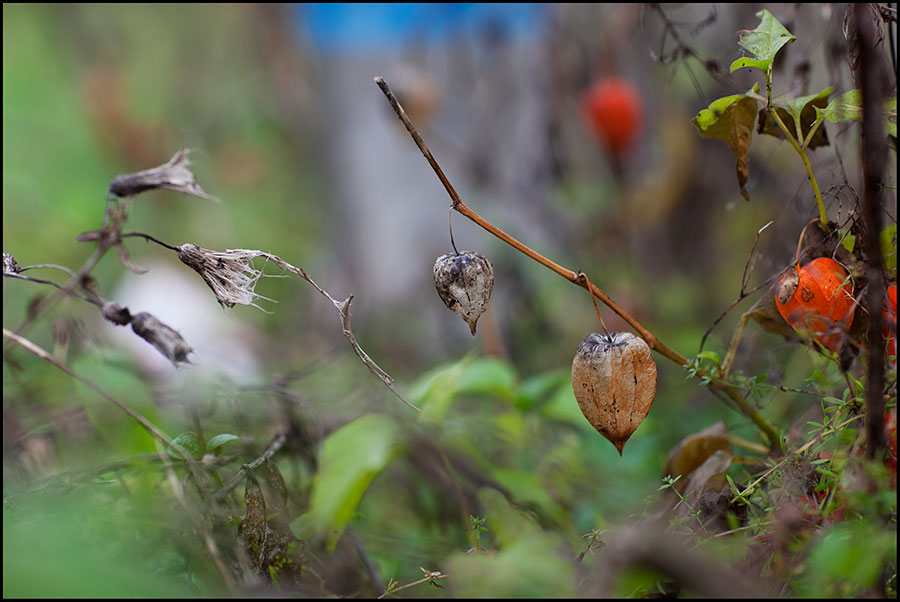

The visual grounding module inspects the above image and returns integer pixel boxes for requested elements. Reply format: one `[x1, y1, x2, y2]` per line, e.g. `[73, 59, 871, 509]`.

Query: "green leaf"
[730, 9, 796, 75]
[821, 89, 862, 124]
[489, 468, 565, 527]
[729, 57, 769, 73]
[820, 91, 897, 138]
[697, 350, 721, 365]
[882, 224, 897, 277]
[456, 356, 518, 399]
[691, 93, 759, 200]
[515, 369, 569, 411]
[167, 431, 203, 460]
[801, 521, 896, 595]
[757, 87, 832, 149]
[296, 414, 401, 550]
[207, 433, 239, 452]
[444, 529, 574, 597]
[840, 230, 856, 253]
[883, 96, 897, 138]
[408, 354, 474, 424]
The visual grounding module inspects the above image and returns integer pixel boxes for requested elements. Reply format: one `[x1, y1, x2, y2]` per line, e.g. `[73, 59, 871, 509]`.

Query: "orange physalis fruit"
[884, 283, 897, 365]
[580, 77, 644, 155]
[774, 257, 856, 353]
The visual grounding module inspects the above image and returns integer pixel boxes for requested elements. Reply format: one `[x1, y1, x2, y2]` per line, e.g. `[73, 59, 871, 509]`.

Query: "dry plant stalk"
[6, 148, 416, 411]
[108, 149, 218, 201]
[374, 75, 781, 450]
[173, 244, 418, 411]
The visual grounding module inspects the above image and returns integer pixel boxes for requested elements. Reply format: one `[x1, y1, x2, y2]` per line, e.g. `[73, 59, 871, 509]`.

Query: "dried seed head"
[102, 301, 132, 326]
[571, 332, 658, 455]
[176, 244, 274, 310]
[433, 251, 494, 335]
[3, 252, 21, 274]
[130, 312, 193, 366]
[108, 149, 218, 201]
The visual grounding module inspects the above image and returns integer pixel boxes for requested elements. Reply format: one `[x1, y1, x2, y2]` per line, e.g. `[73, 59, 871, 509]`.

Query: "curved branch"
[374, 76, 781, 451]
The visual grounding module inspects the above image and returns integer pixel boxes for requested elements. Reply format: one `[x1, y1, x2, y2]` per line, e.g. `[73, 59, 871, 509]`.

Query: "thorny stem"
[375, 76, 782, 452]
[766, 107, 829, 229]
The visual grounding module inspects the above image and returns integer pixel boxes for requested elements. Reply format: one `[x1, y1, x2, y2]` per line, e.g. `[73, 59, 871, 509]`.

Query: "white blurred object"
[104, 259, 262, 385]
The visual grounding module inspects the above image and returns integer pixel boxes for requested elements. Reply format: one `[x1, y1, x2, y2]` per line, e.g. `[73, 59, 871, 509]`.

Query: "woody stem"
[375, 76, 782, 452]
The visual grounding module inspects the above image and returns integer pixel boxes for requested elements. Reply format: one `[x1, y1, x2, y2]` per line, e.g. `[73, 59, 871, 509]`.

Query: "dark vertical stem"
[854, 4, 888, 459]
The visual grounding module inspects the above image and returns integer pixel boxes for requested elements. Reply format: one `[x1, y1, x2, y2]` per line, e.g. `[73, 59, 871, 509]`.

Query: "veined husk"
[571, 332, 658, 454]
[433, 251, 494, 335]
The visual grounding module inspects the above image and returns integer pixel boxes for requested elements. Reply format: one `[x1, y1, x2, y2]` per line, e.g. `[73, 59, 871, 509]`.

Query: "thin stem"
[4, 272, 102, 307]
[577, 272, 612, 340]
[2, 328, 197, 465]
[18, 263, 79, 279]
[3, 245, 107, 356]
[121, 231, 180, 251]
[207, 432, 288, 504]
[448, 207, 459, 255]
[767, 108, 829, 229]
[375, 76, 782, 451]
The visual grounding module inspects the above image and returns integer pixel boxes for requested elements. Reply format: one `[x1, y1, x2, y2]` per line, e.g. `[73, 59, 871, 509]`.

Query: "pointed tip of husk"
[468, 320, 478, 335]
[613, 439, 627, 455]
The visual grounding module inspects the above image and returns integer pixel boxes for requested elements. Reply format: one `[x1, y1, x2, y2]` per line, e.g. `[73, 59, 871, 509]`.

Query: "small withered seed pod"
[571, 332, 658, 455]
[433, 251, 494, 335]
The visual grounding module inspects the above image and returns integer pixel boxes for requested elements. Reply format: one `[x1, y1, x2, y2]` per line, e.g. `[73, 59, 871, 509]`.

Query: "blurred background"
[3, 3, 896, 597]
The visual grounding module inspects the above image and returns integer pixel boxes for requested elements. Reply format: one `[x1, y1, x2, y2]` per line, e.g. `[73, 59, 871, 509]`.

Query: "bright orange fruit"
[774, 257, 856, 353]
[581, 78, 644, 155]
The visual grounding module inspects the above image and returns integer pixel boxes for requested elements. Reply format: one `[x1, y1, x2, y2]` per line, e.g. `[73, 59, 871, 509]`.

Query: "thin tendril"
[448, 207, 459, 255]
[578, 272, 612, 341]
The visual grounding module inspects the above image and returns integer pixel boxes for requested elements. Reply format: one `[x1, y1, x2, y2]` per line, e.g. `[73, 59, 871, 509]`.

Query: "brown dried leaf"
[664, 422, 731, 492]
[239, 476, 305, 590]
[692, 95, 758, 201]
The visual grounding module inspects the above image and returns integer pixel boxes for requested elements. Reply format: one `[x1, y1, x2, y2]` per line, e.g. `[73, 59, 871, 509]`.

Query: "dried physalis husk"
[433, 251, 494, 335]
[571, 332, 658, 455]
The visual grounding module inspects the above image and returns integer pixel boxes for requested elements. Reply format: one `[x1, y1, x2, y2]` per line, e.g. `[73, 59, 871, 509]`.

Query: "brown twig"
[268, 254, 419, 411]
[374, 75, 781, 450]
[699, 221, 775, 352]
[208, 432, 288, 504]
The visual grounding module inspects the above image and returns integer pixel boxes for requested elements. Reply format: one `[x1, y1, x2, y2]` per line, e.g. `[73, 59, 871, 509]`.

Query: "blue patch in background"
[295, 3, 547, 54]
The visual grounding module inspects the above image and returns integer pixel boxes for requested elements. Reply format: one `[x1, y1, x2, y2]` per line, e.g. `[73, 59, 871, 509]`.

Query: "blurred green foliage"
[4, 3, 897, 599]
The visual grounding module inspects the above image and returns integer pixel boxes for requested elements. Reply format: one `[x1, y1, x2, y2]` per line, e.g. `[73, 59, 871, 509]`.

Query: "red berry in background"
[774, 257, 856, 353]
[883, 283, 897, 365]
[581, 77, 644, 155]
[885, 408, 897, 473]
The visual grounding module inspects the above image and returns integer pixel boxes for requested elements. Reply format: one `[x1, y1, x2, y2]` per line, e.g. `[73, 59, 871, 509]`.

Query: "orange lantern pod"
[774, 257, 856, 353]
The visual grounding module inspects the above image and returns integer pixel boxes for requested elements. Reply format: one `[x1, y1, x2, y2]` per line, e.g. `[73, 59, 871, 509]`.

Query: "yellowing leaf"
[692, 94, 759, 200]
